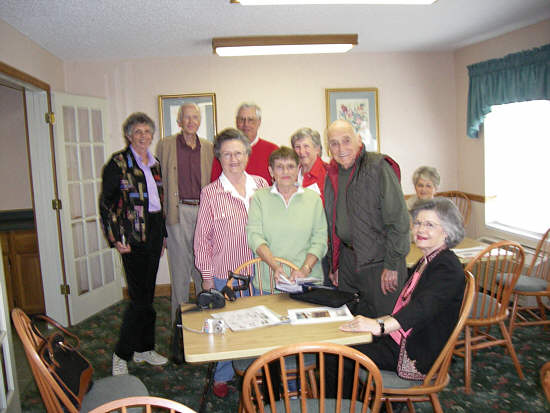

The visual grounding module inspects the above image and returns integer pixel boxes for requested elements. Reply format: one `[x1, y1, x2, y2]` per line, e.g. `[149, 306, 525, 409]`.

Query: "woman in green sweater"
[246, 146, 328, 292]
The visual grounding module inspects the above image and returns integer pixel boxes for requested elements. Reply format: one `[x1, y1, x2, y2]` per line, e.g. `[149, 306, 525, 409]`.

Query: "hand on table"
[339, 315, 378, 334]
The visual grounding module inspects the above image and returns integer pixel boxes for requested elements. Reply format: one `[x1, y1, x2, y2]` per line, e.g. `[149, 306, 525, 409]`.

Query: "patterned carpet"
[19, 296, 550, 412]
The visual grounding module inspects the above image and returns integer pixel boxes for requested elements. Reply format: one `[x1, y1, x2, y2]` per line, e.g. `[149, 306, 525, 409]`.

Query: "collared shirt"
[270, 183, 304, 208]
[177, 134, 202, 200]
[297, 156, 328, 202]
[194, 174, 268, 280]
[129, 145, 161, 212]
[219, 172, 258, 212]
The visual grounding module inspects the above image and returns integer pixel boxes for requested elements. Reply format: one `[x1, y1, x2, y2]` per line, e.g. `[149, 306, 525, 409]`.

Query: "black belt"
[341, 241, 354, 251]
[180, 199, 200, 206]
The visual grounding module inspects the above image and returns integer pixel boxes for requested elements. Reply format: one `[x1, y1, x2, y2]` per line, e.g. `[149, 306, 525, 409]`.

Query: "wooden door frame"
[0, 61, 71, 325]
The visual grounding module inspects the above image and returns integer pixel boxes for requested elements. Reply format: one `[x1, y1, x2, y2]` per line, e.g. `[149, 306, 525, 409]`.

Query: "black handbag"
[32, 315, 94, 409]
[289, 285, 360, 309]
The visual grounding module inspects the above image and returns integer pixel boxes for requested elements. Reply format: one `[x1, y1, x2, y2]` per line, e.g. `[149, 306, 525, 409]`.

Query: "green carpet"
[20, 297, 550, 412]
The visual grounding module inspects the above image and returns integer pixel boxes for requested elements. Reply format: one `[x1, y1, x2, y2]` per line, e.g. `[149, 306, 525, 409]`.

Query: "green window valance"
[467, 43, 550, 138]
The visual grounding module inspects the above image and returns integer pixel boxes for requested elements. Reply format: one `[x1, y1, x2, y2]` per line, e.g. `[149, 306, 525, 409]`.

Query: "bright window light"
[215, 43, 354, 56]
[484, 100, 550, 237]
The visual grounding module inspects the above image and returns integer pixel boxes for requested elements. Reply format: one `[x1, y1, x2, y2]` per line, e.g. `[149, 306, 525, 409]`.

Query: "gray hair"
[412, 166, 440, 189]
[410, 197, 464, 248]
[236, 102, 262, 120]
[177, 102, 201, 123]
[122, 112, 155, 143]
[213, 128, 252, 160]
[290, 127, 323, 154]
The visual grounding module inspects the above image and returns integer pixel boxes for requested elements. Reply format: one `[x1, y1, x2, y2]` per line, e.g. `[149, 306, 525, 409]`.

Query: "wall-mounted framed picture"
[158, 93, 217, 141]
[325, 88, 380, 152]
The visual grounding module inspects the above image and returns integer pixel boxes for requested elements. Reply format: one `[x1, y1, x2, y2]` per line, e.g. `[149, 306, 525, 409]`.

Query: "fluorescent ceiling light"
[234, 1, 437, 4]
[212, 34, 358, 56]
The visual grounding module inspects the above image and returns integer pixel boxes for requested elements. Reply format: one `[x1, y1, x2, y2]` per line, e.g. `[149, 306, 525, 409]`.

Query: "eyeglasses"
[236, 116, 258, 124]
[220, 151, 246, 160]
[412, 220, 441, 230]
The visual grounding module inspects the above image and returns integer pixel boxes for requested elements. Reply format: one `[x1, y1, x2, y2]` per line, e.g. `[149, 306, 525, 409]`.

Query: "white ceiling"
[1, 0, 549, 61]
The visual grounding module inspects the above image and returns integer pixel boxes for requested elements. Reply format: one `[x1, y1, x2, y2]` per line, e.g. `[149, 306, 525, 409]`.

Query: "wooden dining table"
[180, 293, 372, 364]
[406, 236, 488, 268]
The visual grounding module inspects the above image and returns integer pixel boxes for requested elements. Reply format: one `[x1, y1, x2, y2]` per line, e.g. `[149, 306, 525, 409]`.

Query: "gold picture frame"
[158, 93, 217, 141]
[325, 88, 380, 152]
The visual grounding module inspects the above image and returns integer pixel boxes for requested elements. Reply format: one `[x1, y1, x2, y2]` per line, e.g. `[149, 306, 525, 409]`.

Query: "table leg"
[198, 361, 216, 413]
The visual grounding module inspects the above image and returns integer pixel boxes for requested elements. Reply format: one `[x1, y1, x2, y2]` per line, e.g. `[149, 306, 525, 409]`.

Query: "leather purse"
[32, 315, 94, 409]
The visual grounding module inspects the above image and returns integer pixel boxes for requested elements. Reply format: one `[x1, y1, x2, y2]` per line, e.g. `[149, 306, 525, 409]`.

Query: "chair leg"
[464, 325, 472, 394]
[385, 399, 394, 413]
[406, 399, 416, 413]
[508, 294, 519, 336]
[499, 321, 524, 380]
[429, 393, 443, 413]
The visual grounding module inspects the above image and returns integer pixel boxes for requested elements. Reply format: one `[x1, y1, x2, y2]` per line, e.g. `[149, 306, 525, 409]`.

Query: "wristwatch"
[376, 318, 385, 335]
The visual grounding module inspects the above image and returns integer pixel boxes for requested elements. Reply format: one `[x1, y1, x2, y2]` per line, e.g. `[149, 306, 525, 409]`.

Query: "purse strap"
[31, 314, 81, 349]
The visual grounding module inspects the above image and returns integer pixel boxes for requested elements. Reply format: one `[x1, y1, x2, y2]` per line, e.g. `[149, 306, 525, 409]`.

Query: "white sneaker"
[133, 350, 168, 366]
[112, 353, 128, 376]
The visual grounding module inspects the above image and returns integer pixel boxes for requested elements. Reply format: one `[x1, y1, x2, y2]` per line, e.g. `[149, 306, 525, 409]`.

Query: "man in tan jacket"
[157, 103, 213, 321]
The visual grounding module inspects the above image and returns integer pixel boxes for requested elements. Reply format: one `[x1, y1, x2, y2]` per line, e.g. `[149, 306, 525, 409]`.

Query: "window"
[484, 100, 550, 237]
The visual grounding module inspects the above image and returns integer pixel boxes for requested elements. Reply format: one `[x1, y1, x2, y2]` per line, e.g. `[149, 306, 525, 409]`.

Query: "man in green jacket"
[325, 120, 410, 318]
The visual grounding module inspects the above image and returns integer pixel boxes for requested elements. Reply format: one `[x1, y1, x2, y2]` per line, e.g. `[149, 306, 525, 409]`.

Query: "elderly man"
[211, 102, 277, 184]
[290, 127, 328, 201]
[157, 103, 214, 320]
[325, 120, 410, 318]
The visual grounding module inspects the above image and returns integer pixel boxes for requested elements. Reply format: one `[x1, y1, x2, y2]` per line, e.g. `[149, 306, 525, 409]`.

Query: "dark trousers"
[338, 244, 406, 318]
[115, 212, 164, 361]
[325, 336, 400, 398]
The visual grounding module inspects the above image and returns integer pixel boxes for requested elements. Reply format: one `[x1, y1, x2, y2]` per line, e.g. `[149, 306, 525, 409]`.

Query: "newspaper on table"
[287, 305, 353, 325]
[276, 274, 321, 293]
[210, 305, 282, 332]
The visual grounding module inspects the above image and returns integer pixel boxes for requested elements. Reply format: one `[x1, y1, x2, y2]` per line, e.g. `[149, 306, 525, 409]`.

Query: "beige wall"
[64, 52, 457, 194]
[0, 18, 65, 90]
[0, 85, 32, 210]
[454, 18, 550, 240]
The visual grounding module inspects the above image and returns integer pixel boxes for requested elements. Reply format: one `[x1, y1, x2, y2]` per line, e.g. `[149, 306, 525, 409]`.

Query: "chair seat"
[264, 398, 367, 413]
[233, 353, 317, 374]
[80, 374, 148, 412]
[470, 292, 502, 319]
[513, 274, 549, 292]
[380, 370, 425, 389]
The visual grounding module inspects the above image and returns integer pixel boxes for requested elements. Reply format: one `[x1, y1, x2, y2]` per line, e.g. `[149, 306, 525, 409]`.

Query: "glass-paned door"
[53, 93, 122, 324]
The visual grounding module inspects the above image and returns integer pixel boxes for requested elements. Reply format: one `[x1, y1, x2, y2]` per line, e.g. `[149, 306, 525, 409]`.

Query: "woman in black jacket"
[326, 197, 465, 394]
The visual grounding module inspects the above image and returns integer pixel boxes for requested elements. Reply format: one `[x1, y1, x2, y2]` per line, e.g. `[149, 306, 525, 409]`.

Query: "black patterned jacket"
[99, 146, 166, 247]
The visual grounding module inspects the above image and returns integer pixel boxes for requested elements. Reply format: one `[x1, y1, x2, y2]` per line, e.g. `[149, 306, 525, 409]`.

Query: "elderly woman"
[290, 127, 328, 201]
[406, 166, 441, 209]
[247, 146, 328, 290]
[194, 128, 268, 398]
[326, 197, 465, 396]
[99, 112, 168, 376]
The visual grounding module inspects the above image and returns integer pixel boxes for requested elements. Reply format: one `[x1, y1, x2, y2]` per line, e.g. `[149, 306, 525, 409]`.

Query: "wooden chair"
[229, 257, 318, 411]
[11, 308, 148, 413]
[88, 396, 196, 413]
[241, 341, 383, 413]
[508, 228, 550, 335]
[228, 256, 299, 296]
[380, 271, 475, 413]
[436, 191, 471, 226]
[453, 241, 525, 393]
[541, 361, 550, 402]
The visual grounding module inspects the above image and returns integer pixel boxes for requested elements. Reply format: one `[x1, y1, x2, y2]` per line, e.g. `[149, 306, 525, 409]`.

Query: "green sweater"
[247, 186, 328, 291]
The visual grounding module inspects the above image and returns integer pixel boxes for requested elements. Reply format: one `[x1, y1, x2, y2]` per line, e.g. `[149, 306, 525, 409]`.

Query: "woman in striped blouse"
[193, 128, 268, 397]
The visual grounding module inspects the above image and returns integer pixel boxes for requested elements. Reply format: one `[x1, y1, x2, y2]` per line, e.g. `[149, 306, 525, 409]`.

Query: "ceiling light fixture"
[232, 0, 437, 5]
[212, 34, 358, 56]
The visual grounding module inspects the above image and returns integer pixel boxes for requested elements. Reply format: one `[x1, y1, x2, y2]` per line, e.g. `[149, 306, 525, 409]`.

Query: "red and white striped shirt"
[194, 173, 268, 280]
